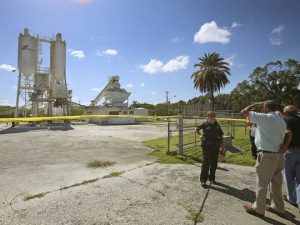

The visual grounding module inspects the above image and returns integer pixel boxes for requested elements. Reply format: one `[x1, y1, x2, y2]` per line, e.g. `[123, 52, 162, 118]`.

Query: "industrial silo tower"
[15, 28, 71, 118]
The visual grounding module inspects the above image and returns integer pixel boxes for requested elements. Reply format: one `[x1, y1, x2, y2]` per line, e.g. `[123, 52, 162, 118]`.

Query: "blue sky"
[0, 0, 300, 106]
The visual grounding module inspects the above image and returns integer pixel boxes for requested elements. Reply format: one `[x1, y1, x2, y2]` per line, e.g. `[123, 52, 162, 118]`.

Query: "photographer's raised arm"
[240, 102, 263, 118]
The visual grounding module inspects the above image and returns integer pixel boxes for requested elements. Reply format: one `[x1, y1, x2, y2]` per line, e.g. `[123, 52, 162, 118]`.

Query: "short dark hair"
[284, 105, 298, 116]
[263, 100, 277, 111]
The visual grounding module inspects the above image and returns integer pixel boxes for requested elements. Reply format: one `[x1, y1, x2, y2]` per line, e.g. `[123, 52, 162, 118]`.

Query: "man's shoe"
[210, 180, 217, 185]
[265, 204, 285, 218]
[283, 195, 298, 207]
[243, 203, 265, 218]
[201, 182, 208, 188]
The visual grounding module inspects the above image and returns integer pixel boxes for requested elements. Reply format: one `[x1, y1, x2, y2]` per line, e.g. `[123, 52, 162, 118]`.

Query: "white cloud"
[139, 55, 189, 74]
[270, 37, 282, 46]
[151, 91, 156, 95]
[271, 25, 284, 35]
[270, 25, 284, 46]
[126, 83, 133, 88]
[139, 59, 164, 74]
[91, 88, 101, 92]
[105, 49, 118, 55]
[98, 49, 118, 56]
[0, 64, 17, 72]
[231, 22, 241, 28]
[194, 21, 231, 44]
[162, 56, 189, 72]
[139, 82, 145, 87]
[70, 50, 85, 58]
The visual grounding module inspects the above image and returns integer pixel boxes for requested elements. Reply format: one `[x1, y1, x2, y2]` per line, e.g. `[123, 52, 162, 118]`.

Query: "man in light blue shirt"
[250, 111, 286, 153]
[241, 100, 286, 218]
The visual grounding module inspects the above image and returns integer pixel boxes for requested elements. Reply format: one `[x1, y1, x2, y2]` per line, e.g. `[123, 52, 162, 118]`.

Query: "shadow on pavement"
[210, 182, 300, 224]
[210, 182, 256, 202]
[193, 185, 210, 225]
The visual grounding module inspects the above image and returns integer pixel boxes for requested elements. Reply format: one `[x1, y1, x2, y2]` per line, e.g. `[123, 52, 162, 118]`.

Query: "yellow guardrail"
[0, 114, 246, 123]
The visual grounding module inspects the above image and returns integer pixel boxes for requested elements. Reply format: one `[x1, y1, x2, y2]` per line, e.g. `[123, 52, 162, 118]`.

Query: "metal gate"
[166, 113, 246, 156]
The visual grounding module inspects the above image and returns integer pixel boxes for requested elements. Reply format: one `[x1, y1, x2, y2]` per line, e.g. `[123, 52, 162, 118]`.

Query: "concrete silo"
[50, 33, 66, 82]
[18, 28, 38, 77]
[14, 28, 71, 119]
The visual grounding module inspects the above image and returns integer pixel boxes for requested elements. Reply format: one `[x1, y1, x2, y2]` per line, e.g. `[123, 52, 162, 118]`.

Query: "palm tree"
[191, 52, 230, 110]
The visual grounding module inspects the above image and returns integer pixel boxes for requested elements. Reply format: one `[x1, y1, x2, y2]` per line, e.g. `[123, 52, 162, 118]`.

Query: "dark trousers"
[200, 142, 220, 182]
[250, 135, 257, 158]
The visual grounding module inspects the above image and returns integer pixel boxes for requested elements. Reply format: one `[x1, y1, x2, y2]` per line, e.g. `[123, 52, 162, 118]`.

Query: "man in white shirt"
[241, 100, 287, 218]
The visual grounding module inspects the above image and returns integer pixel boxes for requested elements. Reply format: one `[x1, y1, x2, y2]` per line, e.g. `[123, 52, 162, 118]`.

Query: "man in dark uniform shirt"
[283, 105, 300, 207]
[196, 111, 224, 188]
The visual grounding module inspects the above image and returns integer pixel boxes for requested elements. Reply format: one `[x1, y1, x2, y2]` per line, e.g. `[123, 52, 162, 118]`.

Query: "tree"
[191, 52, 230, 110]
[229, 80, 256, 112]
[249, 59, 300, 106]
[214, 93, 232, 110]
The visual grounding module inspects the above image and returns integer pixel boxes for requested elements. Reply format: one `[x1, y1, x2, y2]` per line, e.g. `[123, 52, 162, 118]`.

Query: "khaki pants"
[252, 151, 285, 215]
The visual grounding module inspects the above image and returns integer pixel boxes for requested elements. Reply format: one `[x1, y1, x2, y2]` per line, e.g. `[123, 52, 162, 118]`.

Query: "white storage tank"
[51, 33, 66, 81]
[103, 90, 130, 103]
[18, 28, 38, 76]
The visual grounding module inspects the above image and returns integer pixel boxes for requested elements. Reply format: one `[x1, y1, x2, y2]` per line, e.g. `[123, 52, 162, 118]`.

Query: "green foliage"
[23, 192, 47, 201]
[186, 210, 204, 223]
[249, 59, 300, 107]
[103, 171, 124, 178]
[87, 160, 115, 168]
[230, 80, 256, 112]
[70, 106, 85, 115]
[0, 105, 14, 117]
[154, 103, 168, 116]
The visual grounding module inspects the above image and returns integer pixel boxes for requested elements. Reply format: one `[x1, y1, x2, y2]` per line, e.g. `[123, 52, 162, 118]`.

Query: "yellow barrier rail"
[0, 114, 246, 123]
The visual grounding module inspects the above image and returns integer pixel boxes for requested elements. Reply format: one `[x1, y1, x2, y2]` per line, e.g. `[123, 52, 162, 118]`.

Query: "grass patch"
[103, 171, 124, 179]
[60, 178, 99, 190]
[144, 124, 256, 167]
[22, 192, 47, 201]
[87, 160, 115, 168]
[186, 210, 204, 223]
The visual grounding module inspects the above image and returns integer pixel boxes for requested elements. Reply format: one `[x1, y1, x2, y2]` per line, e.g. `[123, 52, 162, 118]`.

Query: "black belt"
[258, 150, 279, 154]
[289, 146, 300, 149]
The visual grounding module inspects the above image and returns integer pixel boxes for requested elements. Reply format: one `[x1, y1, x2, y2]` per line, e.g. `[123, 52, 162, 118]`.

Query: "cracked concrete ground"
[0, 123, 299, 225]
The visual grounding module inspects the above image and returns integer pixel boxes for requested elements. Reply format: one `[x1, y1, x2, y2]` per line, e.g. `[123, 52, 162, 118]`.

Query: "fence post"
[195, 118, 197, 147]
[167, 118, 170, 154]
[178, 114, 183, 155]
